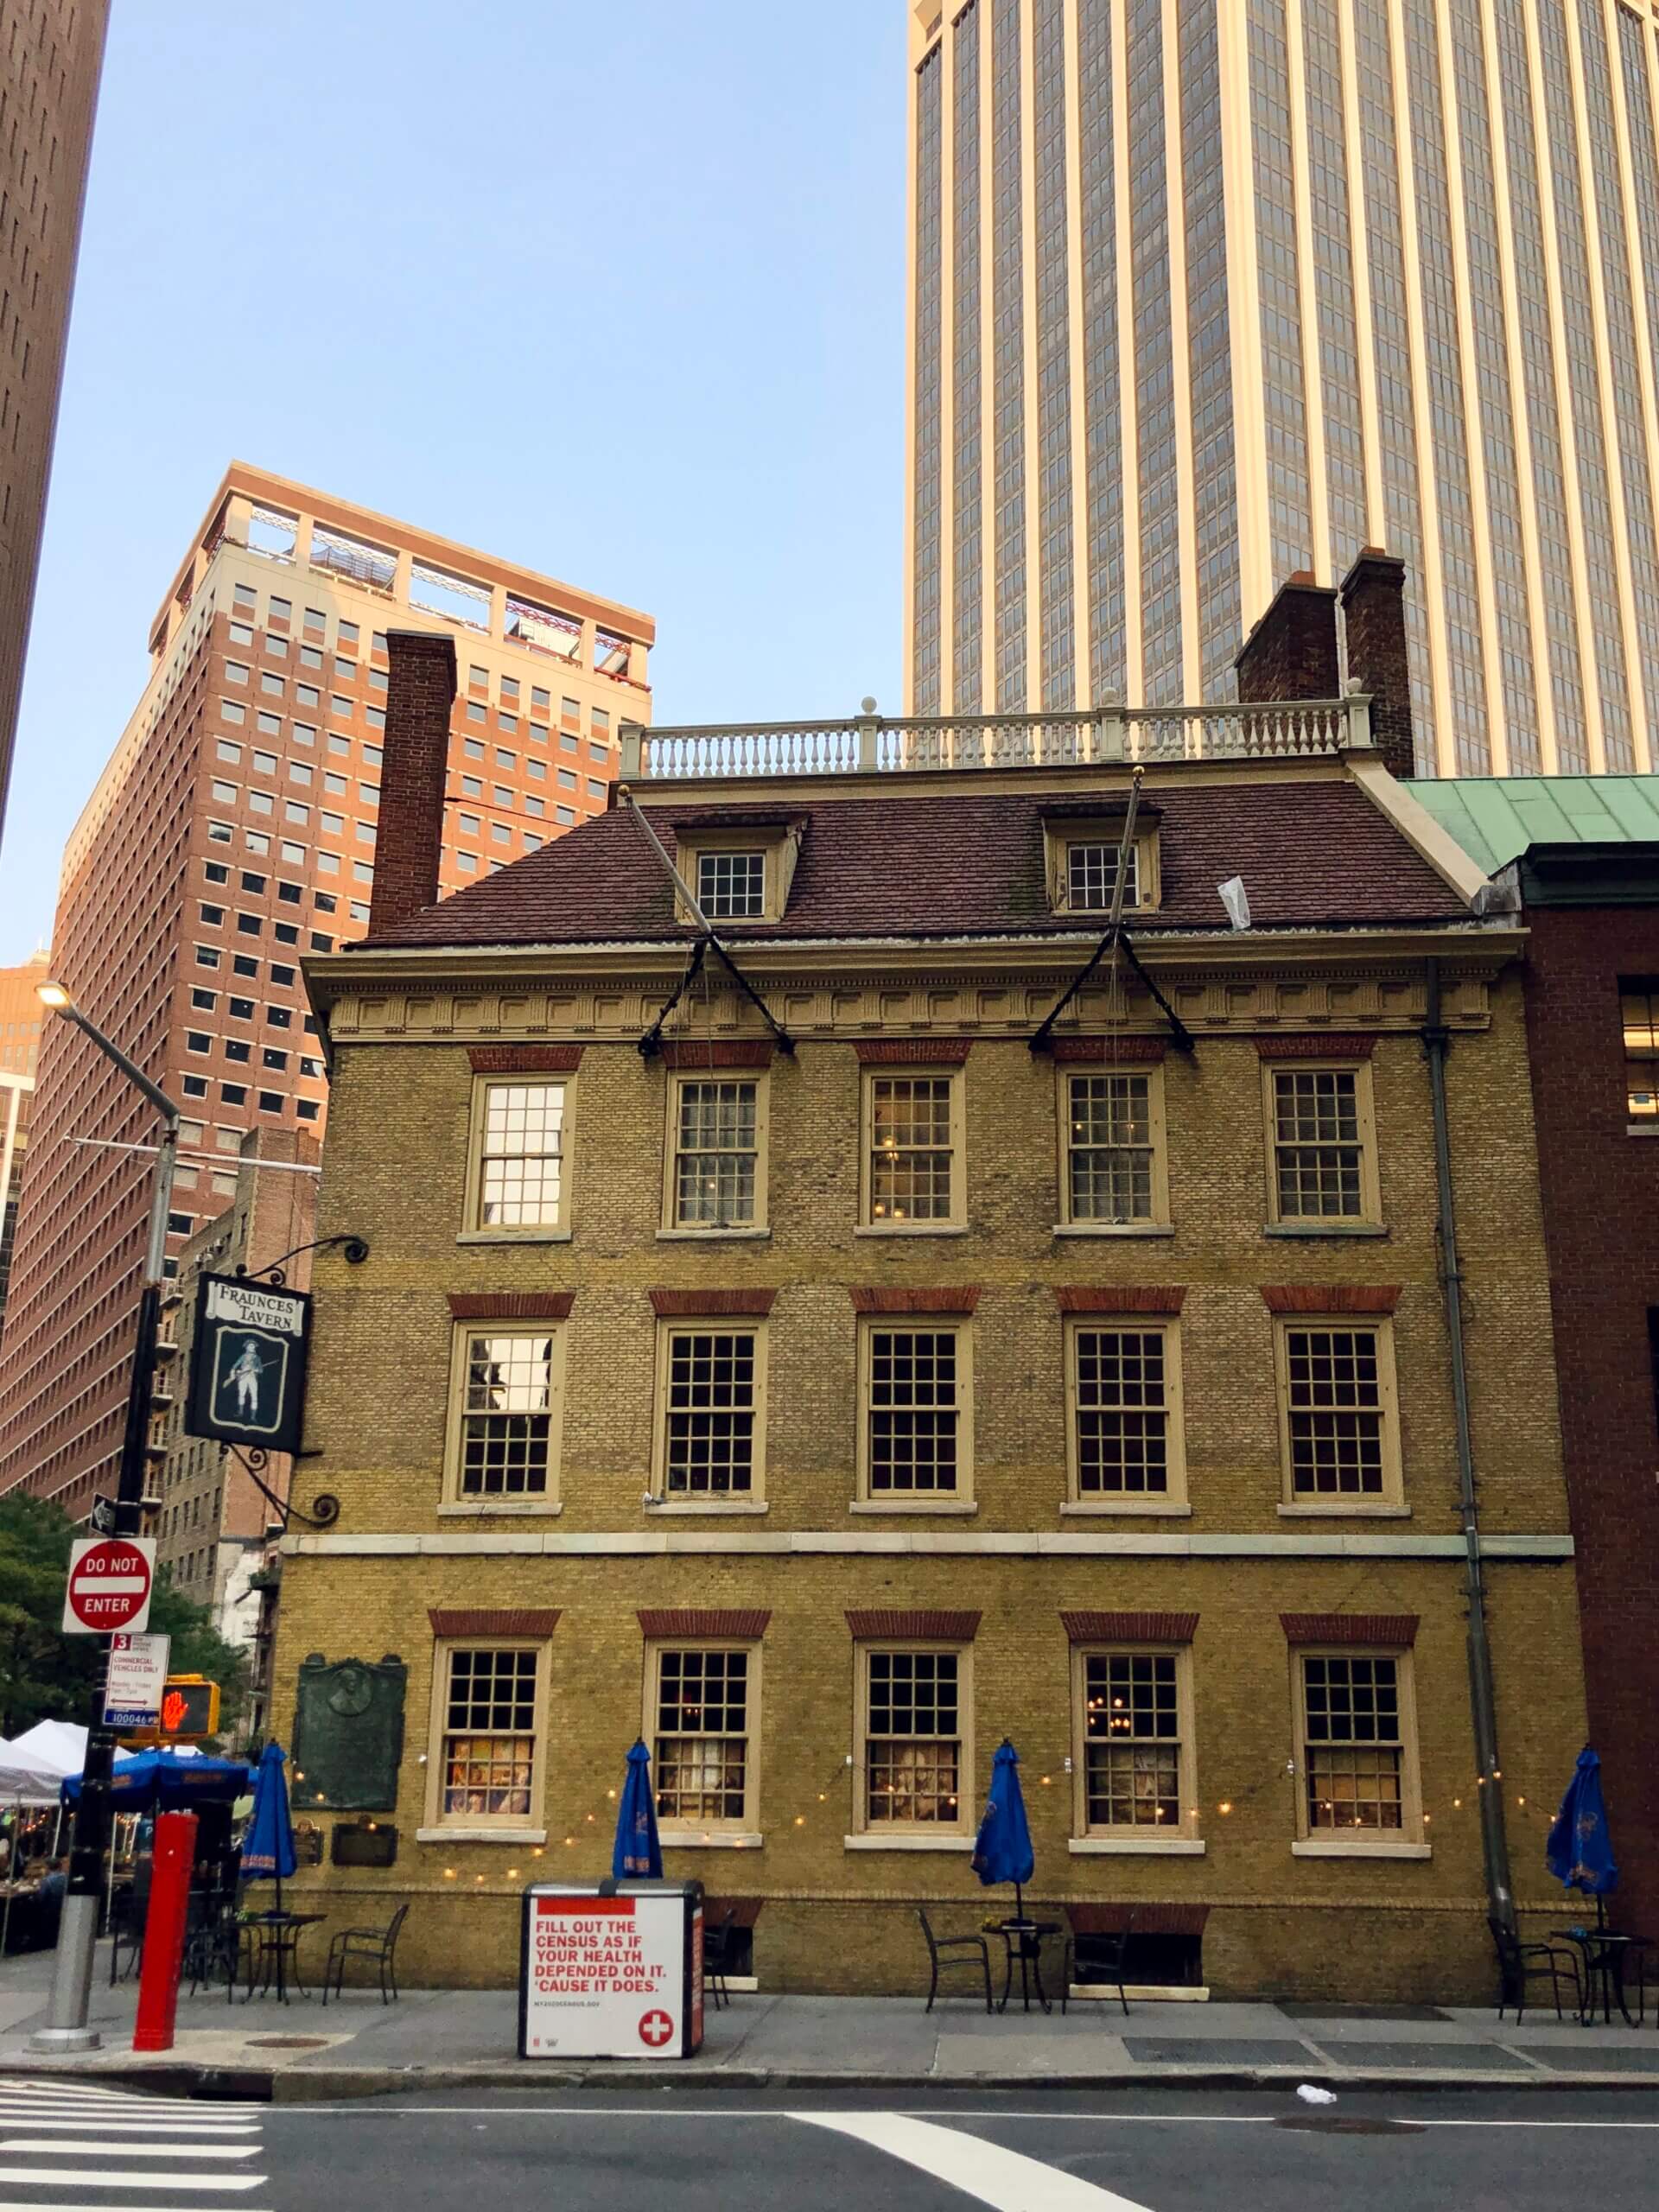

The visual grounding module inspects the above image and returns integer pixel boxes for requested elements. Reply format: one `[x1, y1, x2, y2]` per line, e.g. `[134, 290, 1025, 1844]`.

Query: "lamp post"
[30, 981, 179, 2053]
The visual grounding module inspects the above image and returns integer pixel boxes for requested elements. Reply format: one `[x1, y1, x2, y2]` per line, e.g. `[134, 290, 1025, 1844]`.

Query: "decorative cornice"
[637, 1608, 772, 1639]
[1055, 1287, 1185, 1315]
[1261, 1285, 1401, 1314]
[1281, 1612, 1419, 1646]
[1061, 1610, 1199, 1643]
[447, 1293, 575, 1320]
[648, 1288, 777, 1318]
[849, 1287, 981, 1315]
[845, 1608, 982, 1640]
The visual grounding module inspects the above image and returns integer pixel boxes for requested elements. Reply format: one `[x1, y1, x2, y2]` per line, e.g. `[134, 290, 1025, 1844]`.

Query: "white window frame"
[859, 1065, 966, 1233]
[461, 1073, 575, 1241]
[1070, 1643, 1202, 1850]
[644, 1641, 762, 1841]
[1274, 1313, 1405, 1515]
[855, 1316, 975, 1510]
[442, 1321, 567, 1514]
[651, 1319, 769, 1512]
[1291, 1645, 1428, 1858]
[422, 1638, 550, 1838]
[1262, 1059, 1382, 1230]
[1063, 1315, 1188, 1513]
[1055, 1064, 1171, 1233]
[661, 1071, 770, 1236]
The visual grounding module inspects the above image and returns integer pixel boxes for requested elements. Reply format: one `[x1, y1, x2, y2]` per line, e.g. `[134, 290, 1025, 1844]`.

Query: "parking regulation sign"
[104, 1631, 171, 1728]
[63, 1537, 156, 1636]
[185, 1273, 311, 1455]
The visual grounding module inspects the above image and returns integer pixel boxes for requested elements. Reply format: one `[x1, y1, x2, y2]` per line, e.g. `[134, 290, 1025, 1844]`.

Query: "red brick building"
[0, 464, 652, 1515]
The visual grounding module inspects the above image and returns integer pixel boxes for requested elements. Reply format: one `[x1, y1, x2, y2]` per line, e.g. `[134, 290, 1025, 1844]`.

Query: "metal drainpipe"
[1422, 960, 1515, 1935]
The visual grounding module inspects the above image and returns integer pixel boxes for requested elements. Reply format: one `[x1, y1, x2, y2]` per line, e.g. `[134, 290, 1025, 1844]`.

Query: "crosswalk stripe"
[0, 2120, 258, 2136]
[0, 2172, 266, 2193]
[0, 2142, 258, 2160]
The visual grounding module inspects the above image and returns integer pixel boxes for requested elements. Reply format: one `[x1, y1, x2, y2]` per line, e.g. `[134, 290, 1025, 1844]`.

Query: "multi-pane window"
[1621, 980, 1659, 1122]
[862, 1649, 963, 1826]
[1280, 1323, 1397, 1501]
[437, 1646, 539, 1822]
[1064, 1071, 1159, 1224]
[866, 1072, 958, 1224]
[1268, 1067, 1372, 1220]
[1065, 838, 1138, 911]
[671, 1078, 760, 1229]
[1300, 1655, 1405, 1832]
[652, 1648, 752, 1827]
[696, 849, 766, 919]
[863, 1325, 967, 1497]
[452, 1329, 559, 1499]
[1080, 1652, 1182, 1829]
[1071, 1325, 1179, 1499]
[471, 1078, 568, 1232]
[660, 1327, 761, 1498]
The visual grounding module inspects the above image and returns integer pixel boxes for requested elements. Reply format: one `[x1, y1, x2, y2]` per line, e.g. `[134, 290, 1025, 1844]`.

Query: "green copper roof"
[1409, 776, 1659, 875]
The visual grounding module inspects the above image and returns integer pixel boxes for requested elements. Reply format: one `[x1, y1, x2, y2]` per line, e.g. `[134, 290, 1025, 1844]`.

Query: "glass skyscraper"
[904, 0, 1659, 776]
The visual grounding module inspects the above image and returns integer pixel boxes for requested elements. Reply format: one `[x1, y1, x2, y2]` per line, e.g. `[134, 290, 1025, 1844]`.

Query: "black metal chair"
[703, 1906, 738, 2011]
[1060, 1910, 1134, 2017]
[1491, 1915, 1581, 2024]
[107, 1887, 143, 1986]
[322, 1900, 409, 2005]
[918, 1908, 992, 2013]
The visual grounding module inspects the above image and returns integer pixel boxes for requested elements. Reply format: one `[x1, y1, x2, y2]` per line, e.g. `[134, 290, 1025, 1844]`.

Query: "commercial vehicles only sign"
[519, 1884, 703, 2060]
[63, 1536, 156, 1636]
[104, 1631, 171, 1728]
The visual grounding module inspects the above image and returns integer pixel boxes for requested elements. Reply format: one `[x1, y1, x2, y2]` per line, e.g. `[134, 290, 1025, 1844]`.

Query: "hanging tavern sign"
[185, 1273, 312, 1454]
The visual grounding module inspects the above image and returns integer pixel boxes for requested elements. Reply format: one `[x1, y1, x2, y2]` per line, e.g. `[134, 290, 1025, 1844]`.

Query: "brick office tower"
[0, 945, 52, 1329]
[1410, 777, 1659, 1936]
[0, 463, 653, 1514]
[0, 0, 109, 835]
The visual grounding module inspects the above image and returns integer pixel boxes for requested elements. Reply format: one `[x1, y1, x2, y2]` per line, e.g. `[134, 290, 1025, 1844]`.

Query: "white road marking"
[0, 2118, 259, 2135]
[0, 2140, 258, 2159]
[0, 2172, 265, 2193]
[283, 2102, 1659, 2133]
[793, 2111, 1158, 2211]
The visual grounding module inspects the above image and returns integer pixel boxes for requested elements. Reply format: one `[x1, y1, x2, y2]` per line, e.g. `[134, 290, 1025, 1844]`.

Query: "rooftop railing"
[618, 696, 1370, 782]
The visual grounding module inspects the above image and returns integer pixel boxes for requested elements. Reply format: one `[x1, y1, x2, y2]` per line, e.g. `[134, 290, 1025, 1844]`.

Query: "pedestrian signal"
[158, 1675, 220, 1740]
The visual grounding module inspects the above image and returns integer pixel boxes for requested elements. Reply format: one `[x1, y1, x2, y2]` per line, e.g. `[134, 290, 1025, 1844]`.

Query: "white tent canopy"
[0, 1719, 87, 1805]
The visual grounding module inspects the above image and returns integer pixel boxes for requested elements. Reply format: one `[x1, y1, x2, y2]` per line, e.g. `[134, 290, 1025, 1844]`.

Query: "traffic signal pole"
[31, 1073, 177, 2051]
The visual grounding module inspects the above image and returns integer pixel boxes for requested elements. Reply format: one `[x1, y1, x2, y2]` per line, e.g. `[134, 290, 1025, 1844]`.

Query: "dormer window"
[673, 819, 805, 926]
[1044, 806, 1160, 917]
[698, 849, 767, 920]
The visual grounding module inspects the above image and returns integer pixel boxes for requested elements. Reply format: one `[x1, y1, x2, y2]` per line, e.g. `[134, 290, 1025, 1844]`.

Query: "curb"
[4, 2056, 1658, 2104]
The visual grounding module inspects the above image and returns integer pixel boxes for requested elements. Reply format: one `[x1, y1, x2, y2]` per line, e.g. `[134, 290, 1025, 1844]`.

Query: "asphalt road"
[6, 2076, 1659, 2211]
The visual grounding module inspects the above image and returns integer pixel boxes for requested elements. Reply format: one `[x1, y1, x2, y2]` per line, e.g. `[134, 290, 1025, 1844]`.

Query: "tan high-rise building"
[0, 945, 50, 1332]
[0, 1, 108, 835]
[904, 0, 1659, 779]
[0, 463, 652, 1513]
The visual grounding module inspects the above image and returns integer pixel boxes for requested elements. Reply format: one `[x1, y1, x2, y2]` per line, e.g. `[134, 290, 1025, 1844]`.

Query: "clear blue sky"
[0, 0, 906, 961]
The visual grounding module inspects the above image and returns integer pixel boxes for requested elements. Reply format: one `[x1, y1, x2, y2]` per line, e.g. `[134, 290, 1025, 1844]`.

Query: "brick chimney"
[1339, 549, 1415, 779]
[1233, 572, 1340, 703]
[367, 630, 457, 938]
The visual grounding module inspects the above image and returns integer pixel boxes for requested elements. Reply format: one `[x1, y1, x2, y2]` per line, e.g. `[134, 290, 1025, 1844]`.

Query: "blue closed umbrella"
[241, 1743, 297, 1914]
[972, 1738, 1035, 1922]
[1548, 1745, 1618, 1927]
[612, 1739, 663, 1881]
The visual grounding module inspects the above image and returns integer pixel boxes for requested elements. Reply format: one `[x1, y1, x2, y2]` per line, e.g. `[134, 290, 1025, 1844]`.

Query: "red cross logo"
[639, 2008, 675, 2049]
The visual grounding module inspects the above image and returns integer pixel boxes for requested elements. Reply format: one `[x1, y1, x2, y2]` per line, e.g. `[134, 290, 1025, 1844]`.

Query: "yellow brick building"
[273, 643, 1586, 2003]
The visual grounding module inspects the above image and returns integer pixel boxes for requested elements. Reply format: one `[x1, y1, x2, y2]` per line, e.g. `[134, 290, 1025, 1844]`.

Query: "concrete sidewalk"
[2, 1943, 1656, 2101]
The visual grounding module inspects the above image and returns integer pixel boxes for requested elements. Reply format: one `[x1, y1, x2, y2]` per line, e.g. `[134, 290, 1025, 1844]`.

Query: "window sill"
[645, 1499, 770, 1516]
[1069, 1836, 1206, 1856]
[437, 1501, 563, 1518]
[1262, 1222, 1388, 1238]
[1052, 1223, 1174, 1239]
[1061, 1500, 1192, 1517]
[849, 1497, 978, 1515]
[1277, 1502, 1410, 1519]
[455, 1228, 573, 1246]
[853, 1223, 971, 1237]
[1627, 1124, 1659, 1137]
[843, 1833, 974, 1852]
[415, 1827, 548, 1845]
[1292, 1838, 1431, 1860]
[660, 1832, 764, 1850]
[654, 1225, 771, 1242]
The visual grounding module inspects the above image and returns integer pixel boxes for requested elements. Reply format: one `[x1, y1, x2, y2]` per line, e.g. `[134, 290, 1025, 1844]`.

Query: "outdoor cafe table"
[1552, 1926, 1651, 2026]
[983, 1917, 1062, 2014]
[241, 1910, 325, 2004]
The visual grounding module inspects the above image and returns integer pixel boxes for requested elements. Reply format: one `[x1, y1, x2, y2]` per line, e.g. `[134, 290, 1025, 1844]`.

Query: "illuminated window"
[430, 1644, 544, 1827]
[1297, 1652, 1421, 1837]
[1621, 979, 1659, 1123]
[857, 1646, 968, 1830]
[649, 1646, 755, 1830]
[862, 1070, 962, 1227]
[1075, 1649, 1195, 1835]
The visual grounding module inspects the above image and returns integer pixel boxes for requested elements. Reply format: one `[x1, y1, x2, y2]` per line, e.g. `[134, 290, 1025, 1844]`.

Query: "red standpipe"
[131, 1809, 198, 2052]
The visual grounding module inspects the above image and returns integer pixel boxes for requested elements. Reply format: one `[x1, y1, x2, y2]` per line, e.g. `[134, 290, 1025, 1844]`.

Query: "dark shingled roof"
[363, 781, 1469, 950]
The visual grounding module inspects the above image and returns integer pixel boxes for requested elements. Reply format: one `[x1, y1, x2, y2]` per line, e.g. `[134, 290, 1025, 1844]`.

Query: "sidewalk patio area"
[3, 1942, 1657, 2100]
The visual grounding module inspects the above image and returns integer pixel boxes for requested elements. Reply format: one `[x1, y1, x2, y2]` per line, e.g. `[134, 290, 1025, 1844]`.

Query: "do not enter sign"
[62, 1536, 156, 1635]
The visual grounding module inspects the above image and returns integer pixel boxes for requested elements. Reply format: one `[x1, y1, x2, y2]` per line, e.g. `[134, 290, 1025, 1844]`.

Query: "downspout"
[1422, 958, 1515, 1935]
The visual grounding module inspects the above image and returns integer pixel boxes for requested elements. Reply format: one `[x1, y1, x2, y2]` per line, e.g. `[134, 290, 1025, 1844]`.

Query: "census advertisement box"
[185, 1273, 311, 1456]
[518, 1881, 703, 2060]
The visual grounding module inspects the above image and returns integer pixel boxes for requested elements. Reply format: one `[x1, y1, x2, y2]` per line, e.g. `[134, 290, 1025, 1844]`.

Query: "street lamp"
[29, 980, 180, 2053]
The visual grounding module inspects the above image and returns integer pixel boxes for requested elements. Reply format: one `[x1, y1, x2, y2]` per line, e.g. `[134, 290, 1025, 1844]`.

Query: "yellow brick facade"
[274, 773, 1586, 2003]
